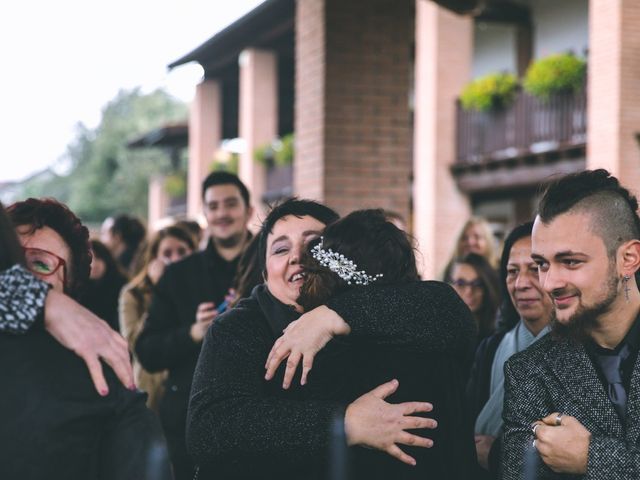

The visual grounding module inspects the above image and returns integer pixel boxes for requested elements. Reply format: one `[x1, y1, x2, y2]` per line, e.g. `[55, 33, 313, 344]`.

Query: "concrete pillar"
[295, 0, 413, 219]
[239, 48, 278, 221]
[587, 0, 640, 193]
[412, 1, 473, 279]
[187, 79, 222, 218]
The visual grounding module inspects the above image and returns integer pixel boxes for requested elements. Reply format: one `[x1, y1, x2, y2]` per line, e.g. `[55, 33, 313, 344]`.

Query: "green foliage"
[523, 53, 586, 99]
[254, 134, 294, 167]
[17, 88, 187, 222]
[211, 152, 239, 174]
[460, 72, 518, 112]
[164, 173, 187, 199]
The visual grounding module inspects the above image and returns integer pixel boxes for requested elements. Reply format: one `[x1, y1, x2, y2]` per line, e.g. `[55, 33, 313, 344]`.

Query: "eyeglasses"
[450, 278, 483, 291]
[23, 247, 67, 287]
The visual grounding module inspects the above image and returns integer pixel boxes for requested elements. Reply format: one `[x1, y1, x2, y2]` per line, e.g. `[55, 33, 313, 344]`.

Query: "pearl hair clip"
[310, 237, 383, 285]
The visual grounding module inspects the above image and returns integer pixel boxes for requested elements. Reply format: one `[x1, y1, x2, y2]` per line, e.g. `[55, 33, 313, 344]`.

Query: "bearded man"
[502, 169, 640, 479]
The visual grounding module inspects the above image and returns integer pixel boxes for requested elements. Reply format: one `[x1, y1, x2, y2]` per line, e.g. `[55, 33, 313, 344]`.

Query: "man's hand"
[264, 305, 350, 388]
[190, 302, 218, 342]
[532, 413, 591, 474]
[344, 379, 436, 466]
[45, 289, 134, 396]
[475, 434, 496, 470]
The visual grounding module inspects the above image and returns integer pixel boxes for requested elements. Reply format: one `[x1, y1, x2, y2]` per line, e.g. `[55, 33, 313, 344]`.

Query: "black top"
[586, 313, 640, 394]
[187, 281, 477, 480]
[135, 240, 240, 479]
[0, 327, 171, 480]
[80, 269, 128, 332]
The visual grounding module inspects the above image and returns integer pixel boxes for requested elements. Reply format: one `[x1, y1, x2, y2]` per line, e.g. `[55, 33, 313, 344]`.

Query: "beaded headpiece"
[310, 237, 383, 285]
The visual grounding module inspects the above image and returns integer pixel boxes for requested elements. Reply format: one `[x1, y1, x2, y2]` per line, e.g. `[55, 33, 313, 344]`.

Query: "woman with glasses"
[0, 198, 172, 480]
[445, 253, 501, 343]
[0, 200, 132, 393]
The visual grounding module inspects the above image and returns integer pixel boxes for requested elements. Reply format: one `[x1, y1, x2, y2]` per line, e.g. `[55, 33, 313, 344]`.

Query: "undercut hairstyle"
[8, 198, 92, 297]
[538, 169, 640, 258]
[297, 209, 420, 311]
[258, 198, 340, 275]
[201, 171, 251, 207]
[496, 222, 534, 332]
[0, 202, 24, 270]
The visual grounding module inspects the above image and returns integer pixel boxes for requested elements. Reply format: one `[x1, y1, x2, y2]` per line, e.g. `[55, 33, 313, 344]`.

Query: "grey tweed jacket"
[502, 333, 640, 479]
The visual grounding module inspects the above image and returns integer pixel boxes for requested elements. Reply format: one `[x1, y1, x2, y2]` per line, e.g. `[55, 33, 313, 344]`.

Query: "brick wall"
[295, 0, 413, 221]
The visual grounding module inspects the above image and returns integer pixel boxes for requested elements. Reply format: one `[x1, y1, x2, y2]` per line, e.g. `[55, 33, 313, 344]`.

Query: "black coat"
[187, 281, 477, 480]
[135, 242, 239, 480]
[0, 327, 171, 480]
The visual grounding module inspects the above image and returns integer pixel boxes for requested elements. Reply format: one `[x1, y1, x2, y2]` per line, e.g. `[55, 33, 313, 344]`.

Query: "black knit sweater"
[187, 281, 477, 479]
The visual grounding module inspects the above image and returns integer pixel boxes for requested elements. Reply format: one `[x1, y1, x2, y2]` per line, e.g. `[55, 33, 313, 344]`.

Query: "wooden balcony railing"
[456, 87, 587, 166]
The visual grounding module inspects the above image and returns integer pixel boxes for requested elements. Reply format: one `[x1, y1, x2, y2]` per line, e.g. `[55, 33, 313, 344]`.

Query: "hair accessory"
[311, 237, 383, 285]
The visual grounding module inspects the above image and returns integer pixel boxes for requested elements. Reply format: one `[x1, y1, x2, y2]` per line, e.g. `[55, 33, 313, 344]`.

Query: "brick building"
[165, 0, 639, 278]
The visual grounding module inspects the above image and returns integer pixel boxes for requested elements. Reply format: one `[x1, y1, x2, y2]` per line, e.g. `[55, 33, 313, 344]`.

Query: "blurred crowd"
[1, 168, 639, 480]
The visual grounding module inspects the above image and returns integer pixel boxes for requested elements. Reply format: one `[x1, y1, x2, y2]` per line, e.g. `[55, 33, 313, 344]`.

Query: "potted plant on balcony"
[460, 72, 518, 112]
[254, 134, 294, 203]
[523, 52, 586, 99]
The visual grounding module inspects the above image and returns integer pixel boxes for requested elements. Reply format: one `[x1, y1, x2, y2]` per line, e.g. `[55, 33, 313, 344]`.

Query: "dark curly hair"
[8, 198, 92, 297]
[297, 209, 419, 311]
[0, 202, 24, 270]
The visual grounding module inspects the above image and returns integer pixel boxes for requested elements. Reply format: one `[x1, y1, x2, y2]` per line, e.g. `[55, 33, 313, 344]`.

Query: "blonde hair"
[454, 217, 498, 267]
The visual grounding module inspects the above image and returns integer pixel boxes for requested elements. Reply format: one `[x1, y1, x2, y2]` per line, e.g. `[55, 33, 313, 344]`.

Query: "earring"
[623, 274, 631, 302]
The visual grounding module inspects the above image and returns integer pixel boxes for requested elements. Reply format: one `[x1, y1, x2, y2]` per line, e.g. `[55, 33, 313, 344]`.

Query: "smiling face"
[506, 236, 553, 328]
[265, 215, 326, 312]
[203, 184, 252, 247]
[17, 225, 71, 292]
[531, 212, 621, 334]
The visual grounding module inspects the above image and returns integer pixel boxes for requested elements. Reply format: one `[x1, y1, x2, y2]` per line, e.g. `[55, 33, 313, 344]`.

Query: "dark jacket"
[503, 331, 640, 479]
[0, 327, 171, 480]
[187, 281, 477, 480]
[80, 269, 128, 332]
[135, 241, 239, 480]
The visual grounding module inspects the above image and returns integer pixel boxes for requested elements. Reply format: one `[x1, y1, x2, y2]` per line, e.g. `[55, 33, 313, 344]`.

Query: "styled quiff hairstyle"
[537, 169, 640, 258]
[8, 198, 92, 297]
[297, 209, 419, 311]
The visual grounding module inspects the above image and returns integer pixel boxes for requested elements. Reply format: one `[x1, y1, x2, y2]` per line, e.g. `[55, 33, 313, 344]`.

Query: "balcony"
[453, 87, 587, 191]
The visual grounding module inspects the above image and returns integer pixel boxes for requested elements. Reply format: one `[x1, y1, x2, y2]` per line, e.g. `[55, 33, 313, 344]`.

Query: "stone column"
[187, 79, 222, 218]
[148, 175, 169, 231]
[412, 1, 473, 279]
[239, 48, 278, 221]
[587, 0, 640, 194]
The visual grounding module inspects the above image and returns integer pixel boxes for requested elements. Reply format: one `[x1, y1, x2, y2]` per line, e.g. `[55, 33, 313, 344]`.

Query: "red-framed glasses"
[23, 247, 67, 287]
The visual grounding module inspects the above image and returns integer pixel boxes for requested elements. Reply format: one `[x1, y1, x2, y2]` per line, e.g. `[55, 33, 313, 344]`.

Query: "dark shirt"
[80, 269, 128, 332]
[136, 239, 242, 480]
[586, 314, 640, 396]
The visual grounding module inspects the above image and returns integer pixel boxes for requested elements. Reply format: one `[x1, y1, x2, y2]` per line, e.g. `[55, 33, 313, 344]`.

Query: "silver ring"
[555, 413, 564, 426]
[532, 423, 540, 438]
[532, 438, 537, 449]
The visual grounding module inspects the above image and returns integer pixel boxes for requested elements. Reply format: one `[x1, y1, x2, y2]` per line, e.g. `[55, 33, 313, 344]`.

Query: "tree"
[18, 87, 187, 223]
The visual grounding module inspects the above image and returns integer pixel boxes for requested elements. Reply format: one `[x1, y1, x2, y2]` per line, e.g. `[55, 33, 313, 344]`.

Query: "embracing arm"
[0, 264, 49, 333]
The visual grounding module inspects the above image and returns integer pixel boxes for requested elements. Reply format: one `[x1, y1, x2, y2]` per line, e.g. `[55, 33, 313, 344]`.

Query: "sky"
[0, 0, 264, 183]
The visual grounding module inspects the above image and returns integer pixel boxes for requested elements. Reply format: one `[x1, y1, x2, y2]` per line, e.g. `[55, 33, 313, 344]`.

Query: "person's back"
[0, 327, 171, 480]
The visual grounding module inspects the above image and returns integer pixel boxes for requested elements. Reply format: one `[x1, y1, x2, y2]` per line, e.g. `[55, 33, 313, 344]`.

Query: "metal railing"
[456, 87, 587, 165]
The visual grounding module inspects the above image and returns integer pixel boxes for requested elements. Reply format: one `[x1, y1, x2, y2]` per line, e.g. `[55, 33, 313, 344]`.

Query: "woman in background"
[81, 239, 128, 332]
[119, 225, 195, 411]
[445, 253, 501, 343]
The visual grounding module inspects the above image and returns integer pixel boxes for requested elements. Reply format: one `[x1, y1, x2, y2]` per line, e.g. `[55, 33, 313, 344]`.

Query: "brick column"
[148, 175, 169, 231]
[412, 1, 472, 279]
[295, 0, 413, 219]
[239, 48, 278, 219]
[587, 0, 640, 193]
[187, 79, 222, 218]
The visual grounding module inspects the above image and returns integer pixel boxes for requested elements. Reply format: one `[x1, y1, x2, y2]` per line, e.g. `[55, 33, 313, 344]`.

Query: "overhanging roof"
[127, 123, 188, 149]
[168, 0, 294, 75]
